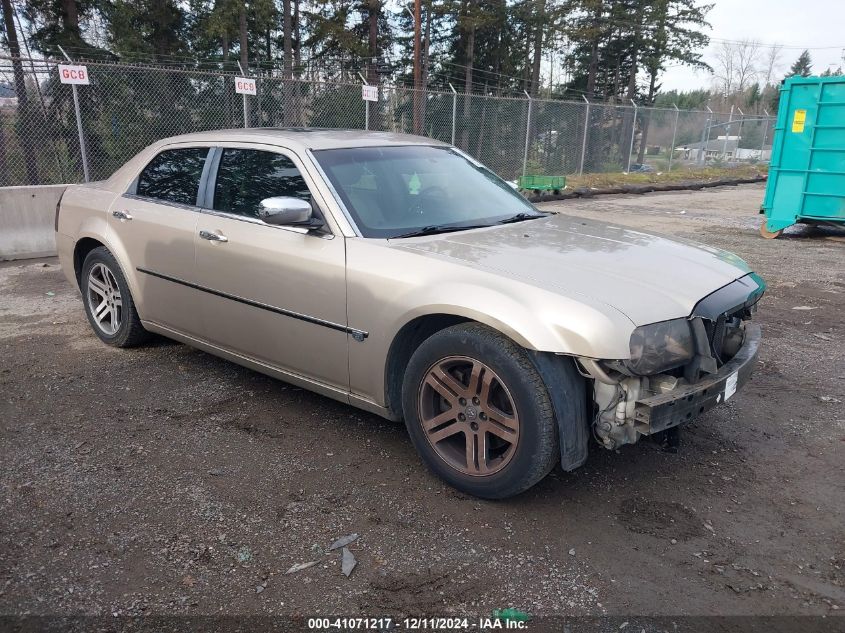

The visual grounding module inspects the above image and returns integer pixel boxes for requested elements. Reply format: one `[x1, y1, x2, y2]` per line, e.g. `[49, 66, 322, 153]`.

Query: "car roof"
[156, 128, 450, 151]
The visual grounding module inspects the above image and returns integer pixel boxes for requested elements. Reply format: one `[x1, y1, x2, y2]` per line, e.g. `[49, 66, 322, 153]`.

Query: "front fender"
[346, 237, 637, 407]
[389, 280, 634, 360]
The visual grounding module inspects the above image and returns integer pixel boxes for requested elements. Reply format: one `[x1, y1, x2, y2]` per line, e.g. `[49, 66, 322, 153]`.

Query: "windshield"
[313, 145, 540, 238]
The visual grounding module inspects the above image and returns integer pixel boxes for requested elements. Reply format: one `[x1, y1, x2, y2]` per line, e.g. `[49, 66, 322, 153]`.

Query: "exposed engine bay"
[579, 274, 765, 450]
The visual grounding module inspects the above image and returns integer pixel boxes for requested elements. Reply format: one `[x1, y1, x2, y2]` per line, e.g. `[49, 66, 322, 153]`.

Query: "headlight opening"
[626, 318, 695, 375]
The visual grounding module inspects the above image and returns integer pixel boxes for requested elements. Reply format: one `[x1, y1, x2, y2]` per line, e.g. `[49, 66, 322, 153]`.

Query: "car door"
[193, 145, 349, 392]
[110, 145, 209, 335]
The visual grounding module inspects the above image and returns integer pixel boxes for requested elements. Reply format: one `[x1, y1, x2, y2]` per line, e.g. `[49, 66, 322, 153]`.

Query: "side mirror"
[257, 196, 324, 229]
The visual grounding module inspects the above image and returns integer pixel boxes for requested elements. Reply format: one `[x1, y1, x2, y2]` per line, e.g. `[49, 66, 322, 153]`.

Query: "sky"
[660, 0, 845, 92]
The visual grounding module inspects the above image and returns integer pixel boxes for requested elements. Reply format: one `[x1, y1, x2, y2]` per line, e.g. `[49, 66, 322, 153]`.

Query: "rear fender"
[74, 216, 141, 310]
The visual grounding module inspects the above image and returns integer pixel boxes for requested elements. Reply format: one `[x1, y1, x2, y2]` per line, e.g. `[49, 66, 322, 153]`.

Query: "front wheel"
[402, 323, 559, 499]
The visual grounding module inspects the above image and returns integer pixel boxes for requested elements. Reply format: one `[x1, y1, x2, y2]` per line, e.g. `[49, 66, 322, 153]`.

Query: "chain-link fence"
[0, 54, 776, 187]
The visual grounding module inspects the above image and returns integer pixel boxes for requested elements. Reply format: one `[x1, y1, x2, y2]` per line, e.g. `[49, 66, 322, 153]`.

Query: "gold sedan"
[56, 129, 764, 498]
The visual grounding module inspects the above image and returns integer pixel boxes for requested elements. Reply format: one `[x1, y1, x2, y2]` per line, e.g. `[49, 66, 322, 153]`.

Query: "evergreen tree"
[786, 49, 812, 77]
[2, 0, 39, 182]
[21, 0, 100, 56]
[103, 0, 188, 61]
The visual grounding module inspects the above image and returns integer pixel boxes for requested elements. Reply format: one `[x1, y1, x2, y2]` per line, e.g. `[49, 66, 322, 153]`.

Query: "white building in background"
[735, 148, 771, 160]
[674, 136, 772, 163]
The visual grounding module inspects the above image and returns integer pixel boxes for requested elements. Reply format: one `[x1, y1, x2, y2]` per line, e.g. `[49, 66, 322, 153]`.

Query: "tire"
[80, 246, 150, 348]
[402, 323, 559, 499]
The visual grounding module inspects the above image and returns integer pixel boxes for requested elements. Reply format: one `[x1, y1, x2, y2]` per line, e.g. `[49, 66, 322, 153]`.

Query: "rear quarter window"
[136, 148, 209, 206]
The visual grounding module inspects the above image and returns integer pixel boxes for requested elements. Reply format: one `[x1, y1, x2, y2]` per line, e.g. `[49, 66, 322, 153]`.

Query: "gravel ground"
[1, 183, 843, 621]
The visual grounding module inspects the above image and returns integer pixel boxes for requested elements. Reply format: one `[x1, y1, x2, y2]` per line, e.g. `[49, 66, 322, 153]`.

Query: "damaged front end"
[579, 274, 765, 451]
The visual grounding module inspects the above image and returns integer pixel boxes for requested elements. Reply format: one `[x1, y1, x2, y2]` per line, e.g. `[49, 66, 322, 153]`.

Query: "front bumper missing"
[632, 323, 761, 435]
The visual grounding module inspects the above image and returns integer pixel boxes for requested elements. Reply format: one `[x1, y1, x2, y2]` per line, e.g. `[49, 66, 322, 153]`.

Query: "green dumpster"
[760, 75, 845, 238]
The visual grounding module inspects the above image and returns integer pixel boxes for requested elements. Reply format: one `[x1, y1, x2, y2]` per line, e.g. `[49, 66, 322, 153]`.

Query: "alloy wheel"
[86, 262, 122, 335]
[417, 355, 520, 476]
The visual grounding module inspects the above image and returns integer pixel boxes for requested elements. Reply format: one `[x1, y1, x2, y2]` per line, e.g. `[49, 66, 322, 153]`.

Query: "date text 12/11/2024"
[307, 616, 529, 630]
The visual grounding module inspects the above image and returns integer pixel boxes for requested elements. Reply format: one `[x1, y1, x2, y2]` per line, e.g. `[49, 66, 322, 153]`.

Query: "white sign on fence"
[58, 64, 90, 85]
[362, 85, 378, 102]
[235, 77, 257, 96]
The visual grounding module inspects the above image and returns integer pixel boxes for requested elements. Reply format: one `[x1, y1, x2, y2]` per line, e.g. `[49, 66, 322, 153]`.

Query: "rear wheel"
[402, 323, 559, 499]
[80, 246, 150, 347]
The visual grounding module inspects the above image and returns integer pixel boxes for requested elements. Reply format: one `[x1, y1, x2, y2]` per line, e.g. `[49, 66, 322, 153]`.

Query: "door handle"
[199, 229, 229, 243]
[112, 210, 133, 220]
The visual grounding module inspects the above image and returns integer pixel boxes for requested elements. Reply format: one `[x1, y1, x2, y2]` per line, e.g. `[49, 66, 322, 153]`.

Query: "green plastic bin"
[518, 175, 566, 192]
[760, 75, 845, 238]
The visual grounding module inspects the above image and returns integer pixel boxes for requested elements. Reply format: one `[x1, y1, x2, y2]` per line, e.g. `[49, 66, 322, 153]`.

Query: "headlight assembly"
[626, 318, 694, 375]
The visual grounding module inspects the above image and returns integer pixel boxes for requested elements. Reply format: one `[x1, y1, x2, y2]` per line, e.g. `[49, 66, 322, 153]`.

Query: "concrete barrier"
[0, 185, 68, 260]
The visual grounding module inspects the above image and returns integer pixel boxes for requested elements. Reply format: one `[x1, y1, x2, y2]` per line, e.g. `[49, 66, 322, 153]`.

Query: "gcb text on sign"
[58, 64, 90, 85]
[235, 77, 257, 96]
[362, 85, 378, 102]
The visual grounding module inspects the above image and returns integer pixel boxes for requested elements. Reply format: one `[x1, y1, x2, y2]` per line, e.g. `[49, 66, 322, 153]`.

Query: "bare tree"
[712, 41, 735, 97]
[763, 44, 782, 86]
[712, 39, 760, 102]
[735, 38, 760, 93]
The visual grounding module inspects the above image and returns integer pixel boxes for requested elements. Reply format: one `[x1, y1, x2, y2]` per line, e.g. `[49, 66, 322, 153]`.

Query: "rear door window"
[212, 148, 312, 219]
[136, 148, 209, 206]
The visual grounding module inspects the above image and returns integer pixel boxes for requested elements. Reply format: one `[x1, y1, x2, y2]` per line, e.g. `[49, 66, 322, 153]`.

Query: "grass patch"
[564, 165, 767, 190]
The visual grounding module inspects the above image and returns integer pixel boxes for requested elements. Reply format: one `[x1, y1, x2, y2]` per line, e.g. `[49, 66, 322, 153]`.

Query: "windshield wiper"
[496, 212, 547, 225]
[390, 224, 491, 239]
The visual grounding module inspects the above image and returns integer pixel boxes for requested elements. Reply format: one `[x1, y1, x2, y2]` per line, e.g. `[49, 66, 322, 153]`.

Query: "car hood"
[387, 214, 752, 325]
